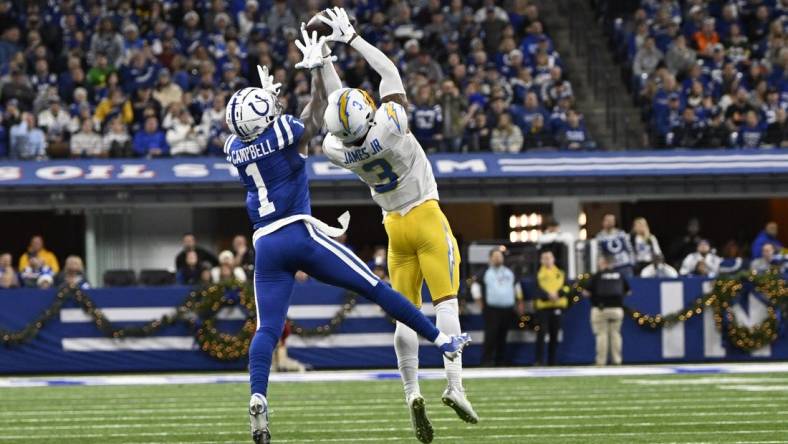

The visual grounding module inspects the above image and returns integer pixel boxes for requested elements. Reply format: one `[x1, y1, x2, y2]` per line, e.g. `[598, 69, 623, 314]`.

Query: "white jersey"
[323, 101, 439, 215]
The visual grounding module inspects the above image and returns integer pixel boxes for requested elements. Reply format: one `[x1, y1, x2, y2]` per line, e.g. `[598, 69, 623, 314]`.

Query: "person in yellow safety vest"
[535, 249, 568, 366]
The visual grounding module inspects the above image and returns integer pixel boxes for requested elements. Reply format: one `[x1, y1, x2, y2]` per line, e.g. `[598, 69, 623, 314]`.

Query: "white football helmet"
[225, 87, 282, 142]
[324, 87, 377, 144]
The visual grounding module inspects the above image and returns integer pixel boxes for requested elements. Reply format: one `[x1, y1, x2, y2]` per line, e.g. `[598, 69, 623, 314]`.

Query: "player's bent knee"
[432, 294, 458, 305]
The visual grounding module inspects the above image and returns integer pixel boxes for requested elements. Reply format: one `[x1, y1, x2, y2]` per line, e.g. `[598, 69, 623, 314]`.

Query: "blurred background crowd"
[0, 0, 595, 160]
[612, 0, 787, 148]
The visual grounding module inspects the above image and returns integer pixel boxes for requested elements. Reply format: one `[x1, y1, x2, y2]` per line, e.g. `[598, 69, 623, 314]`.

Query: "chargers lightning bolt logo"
[385, 103, 401, 132]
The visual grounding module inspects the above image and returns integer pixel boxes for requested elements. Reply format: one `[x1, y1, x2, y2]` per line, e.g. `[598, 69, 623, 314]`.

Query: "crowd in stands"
[0, 235, 89, 289]
[2, 217, 784, 290]
[173, 232, 390, 286]
[613, 0, 787, 148]
[594, 216, 786, 279]
[0, 0, 594, 159]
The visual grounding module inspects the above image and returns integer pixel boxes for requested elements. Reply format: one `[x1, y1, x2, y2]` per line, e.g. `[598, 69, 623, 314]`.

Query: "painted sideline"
[1, 362, 788, 388]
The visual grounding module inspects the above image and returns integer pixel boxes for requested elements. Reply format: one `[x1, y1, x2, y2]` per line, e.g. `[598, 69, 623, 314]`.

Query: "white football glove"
[317, 7, 356, 44]
[256, 65, 282, 96]
[295, 24, 328, 70]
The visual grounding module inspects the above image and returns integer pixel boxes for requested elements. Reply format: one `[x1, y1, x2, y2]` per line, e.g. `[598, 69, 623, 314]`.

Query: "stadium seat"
[138, 269, 176, 286]
[102, 269, 137, 287]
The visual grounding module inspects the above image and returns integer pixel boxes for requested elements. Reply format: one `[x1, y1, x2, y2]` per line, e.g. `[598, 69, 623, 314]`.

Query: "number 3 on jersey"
[244, 163, 276, 217]
[362, 158, 399, 193]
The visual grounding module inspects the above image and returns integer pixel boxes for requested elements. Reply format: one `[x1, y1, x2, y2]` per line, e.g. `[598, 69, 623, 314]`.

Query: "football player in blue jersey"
[224, 28, 471, 444]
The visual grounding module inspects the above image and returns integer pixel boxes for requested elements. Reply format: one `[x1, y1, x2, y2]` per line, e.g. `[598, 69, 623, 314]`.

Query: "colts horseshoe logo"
[249, 96, 271, 117]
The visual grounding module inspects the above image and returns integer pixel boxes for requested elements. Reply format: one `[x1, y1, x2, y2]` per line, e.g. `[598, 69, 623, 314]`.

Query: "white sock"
[433, 332, 451, 346]
[394, 321, 421, 398]
[435, 298, 463, 391]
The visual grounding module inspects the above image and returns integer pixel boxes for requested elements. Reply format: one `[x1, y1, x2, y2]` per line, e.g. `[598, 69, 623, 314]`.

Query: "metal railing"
[566, 0, 635, 150]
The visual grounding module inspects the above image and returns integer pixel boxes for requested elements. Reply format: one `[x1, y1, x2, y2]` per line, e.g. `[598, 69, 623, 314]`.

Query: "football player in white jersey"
[315, 7, 478, 443]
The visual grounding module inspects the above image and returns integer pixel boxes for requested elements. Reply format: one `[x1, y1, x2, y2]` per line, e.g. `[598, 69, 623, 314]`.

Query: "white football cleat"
[249, 393, 271, 444]
[439, 333, 471, 361]
[441, 387, 479, 424]
[406, 393, 434, 443]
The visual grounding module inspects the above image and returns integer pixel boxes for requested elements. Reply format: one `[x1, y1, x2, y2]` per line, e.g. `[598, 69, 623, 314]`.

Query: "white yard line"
[0, 419, 783, 433]
[1, 402, 783, 418]
[0, 410, 785, 426]
[271, 431, 788, 443]
[0, 396, 776, 415]
[3, 362, 788, 388]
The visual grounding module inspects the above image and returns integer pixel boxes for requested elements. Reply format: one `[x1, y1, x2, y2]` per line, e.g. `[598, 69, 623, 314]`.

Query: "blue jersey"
[225, 114, 310, 230]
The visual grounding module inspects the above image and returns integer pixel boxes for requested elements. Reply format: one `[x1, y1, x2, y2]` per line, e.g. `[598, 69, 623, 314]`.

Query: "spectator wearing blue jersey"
[520, 21, 552, 59]
[511, 91, 548, 135]
[121, 23, 144, 61]
[736, 110, 765, 148]
[409, 85, 443, 152]
[132, 116, 168, 158]
[557, 110, 594, 151]
[655, 93, 683, 148]
[595, 214, 635, 277]
[19, 256, 53, 288]
[123, 51, 158, 95]
[752, 222, 783, 259]
[0, 24, 20, 67]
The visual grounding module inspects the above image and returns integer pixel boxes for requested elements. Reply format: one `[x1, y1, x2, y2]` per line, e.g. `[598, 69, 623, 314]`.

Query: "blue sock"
[248, 325, 280, 396]
[367, 283, 440, 342]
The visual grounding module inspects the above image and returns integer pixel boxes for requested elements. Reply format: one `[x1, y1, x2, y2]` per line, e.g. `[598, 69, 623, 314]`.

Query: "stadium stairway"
[540, 0, 646, 149]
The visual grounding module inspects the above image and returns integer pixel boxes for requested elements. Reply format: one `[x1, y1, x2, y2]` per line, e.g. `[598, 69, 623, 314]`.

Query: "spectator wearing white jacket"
[490, 112, 523, 153]
[640, 255, 679, 278]
[166, 109, 206, 156]
[70, 118, 105, 157]
[630, 217, 662, 274]
[679, 239, 722, 277]
[37, 97, 78, 140]
[211, 250, 247, 284]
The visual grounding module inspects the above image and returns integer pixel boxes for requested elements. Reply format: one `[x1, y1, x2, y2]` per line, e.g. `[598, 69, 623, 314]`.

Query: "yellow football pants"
[383, 200, 461, 308]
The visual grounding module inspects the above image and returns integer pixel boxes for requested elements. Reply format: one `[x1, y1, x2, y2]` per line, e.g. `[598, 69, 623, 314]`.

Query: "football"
[305, 11, 332, 37]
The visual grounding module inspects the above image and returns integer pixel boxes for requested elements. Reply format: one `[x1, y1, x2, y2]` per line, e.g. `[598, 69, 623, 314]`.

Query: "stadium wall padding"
[0, 277, 786, 374]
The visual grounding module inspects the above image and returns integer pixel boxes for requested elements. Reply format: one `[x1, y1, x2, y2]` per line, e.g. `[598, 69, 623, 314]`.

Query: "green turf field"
[1, 372, 788, 444]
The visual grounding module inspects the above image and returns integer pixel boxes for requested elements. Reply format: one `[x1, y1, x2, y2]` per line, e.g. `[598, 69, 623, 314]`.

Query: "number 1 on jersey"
[244, 163, 276, 217]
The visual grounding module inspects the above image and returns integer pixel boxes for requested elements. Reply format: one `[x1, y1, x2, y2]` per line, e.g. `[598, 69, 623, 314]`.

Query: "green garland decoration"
[288, 293, 358, 337]
[3, 270, 785, 359]
[194, 282, 257, 361]
[0, 281, 258, 361]
[517, 269, 787, 352]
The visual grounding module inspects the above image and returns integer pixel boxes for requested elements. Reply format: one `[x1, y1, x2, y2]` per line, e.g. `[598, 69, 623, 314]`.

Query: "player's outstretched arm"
[256, 65, 282, 96]
[318, 7, 407, 106]
[319, 39, 342, 95]
[294, 27, 329, 156]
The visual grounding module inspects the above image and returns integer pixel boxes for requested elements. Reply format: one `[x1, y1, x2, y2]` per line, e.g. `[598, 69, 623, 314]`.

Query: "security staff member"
[471, 248, 524, 366]
[535, 249, 567, 366]
[583, 254, 630, 365]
